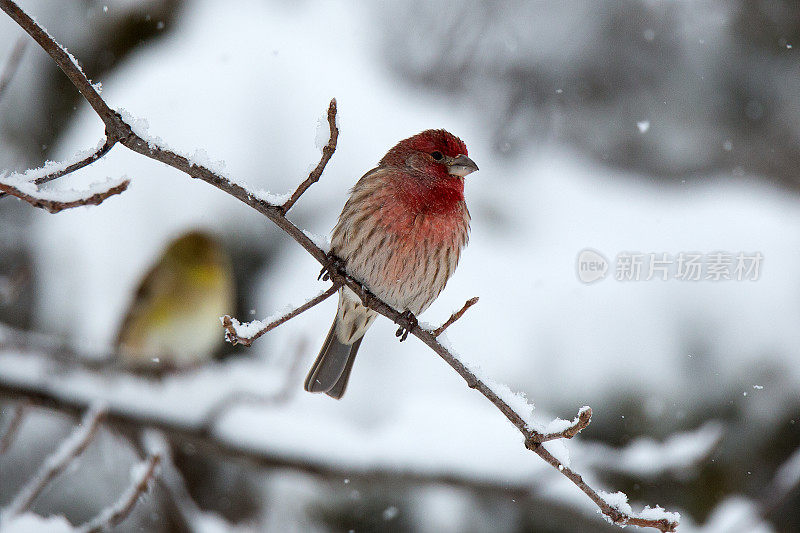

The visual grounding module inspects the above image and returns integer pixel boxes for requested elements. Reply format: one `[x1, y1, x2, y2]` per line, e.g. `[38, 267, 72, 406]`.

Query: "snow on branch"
[5, 404, 106, 516]
[0, 138, 114, 201]
[531, 406, 593, 444]
[221, 284, 339, 346]
[78, 454, 161, 533]
[0, 173, 129, 213]
[0, 1, 679, 529]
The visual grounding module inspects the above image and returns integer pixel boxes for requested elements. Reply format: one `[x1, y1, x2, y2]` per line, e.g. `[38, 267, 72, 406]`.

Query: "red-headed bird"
[304, 129, 478, 399]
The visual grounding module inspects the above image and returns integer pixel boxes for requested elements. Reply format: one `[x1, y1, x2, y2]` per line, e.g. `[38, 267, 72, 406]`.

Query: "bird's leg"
[395, 310, 418, 342]
[318, 251, 346, 282]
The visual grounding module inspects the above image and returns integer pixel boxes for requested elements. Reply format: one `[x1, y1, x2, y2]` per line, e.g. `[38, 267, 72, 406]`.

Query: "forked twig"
[222, 284, 338, 346]
[431, 296, 479, 337]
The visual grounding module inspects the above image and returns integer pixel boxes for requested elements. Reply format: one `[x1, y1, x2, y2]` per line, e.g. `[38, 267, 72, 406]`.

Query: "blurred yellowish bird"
[115, 231, 235, 370]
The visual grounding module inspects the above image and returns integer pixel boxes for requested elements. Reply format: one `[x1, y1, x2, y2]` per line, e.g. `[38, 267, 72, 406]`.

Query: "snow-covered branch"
[5, 404, 106, 516]
[0, 173, 129, 213]
[221, 284, 339, 346]
[78, 454, 161, 533]
[0, 2, 679, 530]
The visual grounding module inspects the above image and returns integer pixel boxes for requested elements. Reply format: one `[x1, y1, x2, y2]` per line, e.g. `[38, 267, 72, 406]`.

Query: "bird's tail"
[304, 317, 364, 399]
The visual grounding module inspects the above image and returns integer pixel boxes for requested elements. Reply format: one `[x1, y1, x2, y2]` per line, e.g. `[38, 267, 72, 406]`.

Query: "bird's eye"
[431, 151, 443, 161]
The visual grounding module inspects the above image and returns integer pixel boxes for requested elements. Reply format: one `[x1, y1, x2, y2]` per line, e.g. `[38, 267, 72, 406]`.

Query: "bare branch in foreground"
[222, 284, 338, 346]
[0, 35, 26, 100]
[431, 296, 479, 337]
[6, 404, 106, 515]
[0, 177, 129, 213]
[282, 98, 339, 213]
[0, 2, 679, 529]
[0, 400, 28, 453]
[79, 454, 161, 533]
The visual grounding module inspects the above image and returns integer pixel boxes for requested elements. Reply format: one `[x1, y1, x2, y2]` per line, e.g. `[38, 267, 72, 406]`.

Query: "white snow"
[598, 490, 633, 515]
[543, 405, 592, 434]
[597, 491, 680, 527]
[638, 505, 681, 524]
[252, 188, 291, 206]
[222, 316, 266, 339]
[637, 120, 650, 133]
[0, 138, 107, 184]
[0, 173, 127, 204]
[302, 229, 332, 252]
[0, 514, 75, 533]
[464, 360, 535, 431]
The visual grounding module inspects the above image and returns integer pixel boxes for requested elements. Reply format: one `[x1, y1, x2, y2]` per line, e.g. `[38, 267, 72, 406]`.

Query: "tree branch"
[0, 138, 115, 200]
[0, 176, 129, 213]
[528, 406, 593, 444]
[431, 296, 479, 337]
[6, 404, 106, 515]
[79, 454, 161, 533]
[0, 3, 678, 530]
[221, 284, 338, 346]
[281, 98, 339, 213]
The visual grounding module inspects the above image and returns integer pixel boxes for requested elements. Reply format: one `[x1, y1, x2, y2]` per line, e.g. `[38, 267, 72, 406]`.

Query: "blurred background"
[1, 0, 799, 531]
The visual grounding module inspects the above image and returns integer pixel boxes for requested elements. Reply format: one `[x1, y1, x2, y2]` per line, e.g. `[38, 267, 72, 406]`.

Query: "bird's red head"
[380, 129, 479, 180]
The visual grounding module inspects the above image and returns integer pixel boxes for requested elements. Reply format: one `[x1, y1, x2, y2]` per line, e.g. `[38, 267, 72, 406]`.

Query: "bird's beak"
[447, 154, 479, 177]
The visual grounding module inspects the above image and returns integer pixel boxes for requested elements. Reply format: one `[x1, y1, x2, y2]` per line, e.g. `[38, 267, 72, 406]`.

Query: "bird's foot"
[395, 310, 418, 342]
[318, 251, 345, 282]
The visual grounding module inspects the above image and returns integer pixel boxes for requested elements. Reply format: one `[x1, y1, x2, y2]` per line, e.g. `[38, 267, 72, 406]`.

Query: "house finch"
[304, 129, 478, 399]
[116, 230, 235, 370]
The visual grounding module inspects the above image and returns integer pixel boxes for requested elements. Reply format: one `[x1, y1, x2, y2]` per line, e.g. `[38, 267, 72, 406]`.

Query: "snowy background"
[1, 0, 799, 531]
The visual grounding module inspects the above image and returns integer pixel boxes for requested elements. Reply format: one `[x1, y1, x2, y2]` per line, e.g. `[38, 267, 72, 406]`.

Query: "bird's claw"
[395, 310, 418, 342]
[318, 252, 345, 282]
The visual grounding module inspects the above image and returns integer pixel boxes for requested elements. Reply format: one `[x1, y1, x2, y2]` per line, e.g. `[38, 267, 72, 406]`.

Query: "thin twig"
[431, 296, 479, 337]
[281, 98, 339, 213]
[222, 284, 338, 346]
[0, 138, 115, 200]
[6, 404, 107, 515]
[528, 407, 593, 444]
[0, 35, 26, 101]
[0, 400, 28, 453]
[0, 178, 129, 213]
[0, 3, 679, 529]
[78, 454, 161, 533]
[35, 140, 115, 186]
